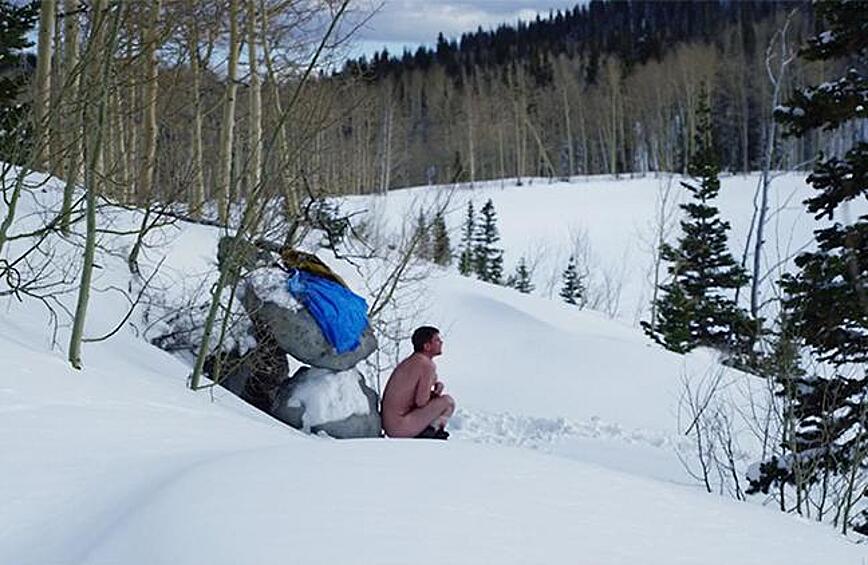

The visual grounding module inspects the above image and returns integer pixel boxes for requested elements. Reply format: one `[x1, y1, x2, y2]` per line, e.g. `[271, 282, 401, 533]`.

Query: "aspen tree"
[246, 0, 261, 197]
[749, 13, 795, 318]
[190, 0, 350, 390]
[260, 1, 296, 215]
[68, 0, 121, 369]
[216, 0, 240, 223]
[186, 0, 205, 218]
[33, 0, 56, 171]
[60, 0, 80, 233]
[137, 0, 161, 204]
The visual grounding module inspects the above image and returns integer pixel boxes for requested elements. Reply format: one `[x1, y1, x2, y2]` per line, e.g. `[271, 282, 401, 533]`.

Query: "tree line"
[313, 1, 862, 194]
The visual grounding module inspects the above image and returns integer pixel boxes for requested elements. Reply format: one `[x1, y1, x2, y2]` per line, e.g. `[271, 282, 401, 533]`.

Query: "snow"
[2, 169, 867, 564]
[245, 266, 302, 311]
[286, 367, 371, 429]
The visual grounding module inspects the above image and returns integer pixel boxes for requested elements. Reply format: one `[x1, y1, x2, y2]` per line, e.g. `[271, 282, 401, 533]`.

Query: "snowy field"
[2, 170, 866, 564]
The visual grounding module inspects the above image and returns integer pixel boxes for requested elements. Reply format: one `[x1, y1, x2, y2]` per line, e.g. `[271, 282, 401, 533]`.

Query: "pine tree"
[413, 209, 431, 260]
[475, 198, 503, 284]
[507, 256, 534, 293]
[430, 211, 452, 266]
[458, 200, 475, 275]
[559, 255, 585, 306]
[750, 1, 868, 535]
[774, 1, 867, 370]
[642, 90, 754, 356]
[0, 1, 38, 161]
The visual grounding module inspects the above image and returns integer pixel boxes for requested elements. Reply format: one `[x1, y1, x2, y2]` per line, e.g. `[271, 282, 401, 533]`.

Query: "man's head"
[412, 326, 442, 357]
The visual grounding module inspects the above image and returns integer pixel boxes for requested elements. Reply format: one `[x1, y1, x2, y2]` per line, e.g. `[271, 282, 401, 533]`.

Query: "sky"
[348, 0, 583, 59]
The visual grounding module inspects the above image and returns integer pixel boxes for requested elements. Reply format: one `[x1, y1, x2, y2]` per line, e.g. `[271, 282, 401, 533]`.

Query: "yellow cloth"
[280, 248, 348, 288]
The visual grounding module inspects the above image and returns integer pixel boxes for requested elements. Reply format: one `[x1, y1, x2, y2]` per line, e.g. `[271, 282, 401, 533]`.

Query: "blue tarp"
[286, 270, 369, 354]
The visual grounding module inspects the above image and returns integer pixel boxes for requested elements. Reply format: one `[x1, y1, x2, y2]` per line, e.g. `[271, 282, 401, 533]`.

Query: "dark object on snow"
[271, 366, 381, 439]
[240, 277, 377, 371]
[285, 270, 370, 354]
[415, 426, 449, 440]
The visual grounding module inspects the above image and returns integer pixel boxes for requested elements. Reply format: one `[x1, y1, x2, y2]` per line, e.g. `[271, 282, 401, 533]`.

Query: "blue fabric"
[286, 270, 369, 353]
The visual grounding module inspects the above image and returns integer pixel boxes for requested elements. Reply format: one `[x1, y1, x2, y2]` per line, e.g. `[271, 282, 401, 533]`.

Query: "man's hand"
[432, 381, 445, 397]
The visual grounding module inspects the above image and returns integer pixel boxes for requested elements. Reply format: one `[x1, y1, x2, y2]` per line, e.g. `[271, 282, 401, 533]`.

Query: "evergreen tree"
[458, 200, 475, 275]
[642, 90, 754, 356]
[750, 1, 868, 535]
[559, 255, 585, 306]
[413, 209, 431, 260]
[474, 198, 503, 284]
[507, 256, 534, 293]
[774, 1, 867, 370]
[430, 211, 452, 266]
[0, 1, 38, 161]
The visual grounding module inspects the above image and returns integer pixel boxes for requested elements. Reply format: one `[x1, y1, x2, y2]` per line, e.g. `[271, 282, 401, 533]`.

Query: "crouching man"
[381, 326, 455, 440]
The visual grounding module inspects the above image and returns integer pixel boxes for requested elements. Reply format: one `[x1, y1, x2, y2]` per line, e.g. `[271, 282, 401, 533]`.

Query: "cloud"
[352, 0, 579, 45]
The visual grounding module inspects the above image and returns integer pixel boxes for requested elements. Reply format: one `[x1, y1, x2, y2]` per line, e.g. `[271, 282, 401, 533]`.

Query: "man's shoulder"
[409, 353, 435, 367]
[399, 353, 435, 372]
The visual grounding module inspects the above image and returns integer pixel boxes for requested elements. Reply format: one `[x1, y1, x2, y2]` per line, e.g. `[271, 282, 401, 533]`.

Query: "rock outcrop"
[240, 266, 377, 371]
[272, 366, 381, 438]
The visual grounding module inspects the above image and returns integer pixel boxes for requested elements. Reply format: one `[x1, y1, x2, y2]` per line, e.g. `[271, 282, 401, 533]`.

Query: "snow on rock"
[286, 368, 372, 429]
[271, 367, 381, 438]
[244, 266, 301, 311]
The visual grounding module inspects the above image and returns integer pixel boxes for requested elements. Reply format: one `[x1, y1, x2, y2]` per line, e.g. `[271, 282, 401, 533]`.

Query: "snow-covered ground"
[2, 170, 866, 564]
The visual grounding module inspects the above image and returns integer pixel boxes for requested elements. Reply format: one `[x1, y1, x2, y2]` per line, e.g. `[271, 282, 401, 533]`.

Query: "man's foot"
[415, 426, 449, 440]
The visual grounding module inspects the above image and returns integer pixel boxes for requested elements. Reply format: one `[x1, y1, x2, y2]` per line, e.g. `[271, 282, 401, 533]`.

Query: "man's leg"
[400, 395, 455, 437]
[431, 394, 455, 430]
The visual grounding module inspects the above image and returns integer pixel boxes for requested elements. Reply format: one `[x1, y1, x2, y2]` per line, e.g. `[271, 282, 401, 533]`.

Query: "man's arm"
[414, 365, 435, 407]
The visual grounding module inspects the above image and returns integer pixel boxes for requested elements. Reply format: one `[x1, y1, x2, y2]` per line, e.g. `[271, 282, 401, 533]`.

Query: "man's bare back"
[381, 328, 455, 438]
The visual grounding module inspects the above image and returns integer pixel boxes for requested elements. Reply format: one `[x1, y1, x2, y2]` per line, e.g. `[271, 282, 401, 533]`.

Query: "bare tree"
[137, 0, 162, 205]
[59, 0, 81, 234]
[185, 0, 207, 218]
[246, 0, 262, 199]
[33, 0, 57, 171]
[746, 11, 797, 318]
[215, 0, 241, 224]
[189, 0, 351, 390]
[68, 0, 122, 369]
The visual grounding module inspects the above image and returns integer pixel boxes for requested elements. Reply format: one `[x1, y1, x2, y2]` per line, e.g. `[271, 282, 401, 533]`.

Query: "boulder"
[272, 366, 381, 439]
[203, 334, 290, 413]
[240, 267, 377, 371]
[203, 349, 251, 399]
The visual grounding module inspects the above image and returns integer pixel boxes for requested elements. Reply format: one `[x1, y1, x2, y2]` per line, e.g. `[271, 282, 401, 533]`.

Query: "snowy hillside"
[2, 171, 866, 564]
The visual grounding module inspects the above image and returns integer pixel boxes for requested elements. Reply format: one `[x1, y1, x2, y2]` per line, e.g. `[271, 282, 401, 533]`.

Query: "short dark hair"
[412, 326, 440, 352]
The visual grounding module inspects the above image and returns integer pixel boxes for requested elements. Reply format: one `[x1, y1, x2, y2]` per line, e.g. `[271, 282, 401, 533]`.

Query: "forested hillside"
[309, 0, 860, 193]
[6, 0, 861, 207]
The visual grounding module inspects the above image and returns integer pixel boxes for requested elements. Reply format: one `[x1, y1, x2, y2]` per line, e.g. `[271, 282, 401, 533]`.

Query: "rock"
[272, 366, 381, 439]
[240, 267, 377, 371]
[203, 349, 251, 398]
[203, 336, 290, 412]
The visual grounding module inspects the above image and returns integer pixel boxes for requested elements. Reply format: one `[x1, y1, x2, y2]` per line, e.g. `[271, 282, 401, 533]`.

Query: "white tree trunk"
[187, 4, 205, 218]
[33, 0, 56, 171]
[69, 0, 118, 369]
[137, 0, 161, 204]
[216, 0, 240, 223]
[246, 0, 262, 197]
[60, 0, 80, 233]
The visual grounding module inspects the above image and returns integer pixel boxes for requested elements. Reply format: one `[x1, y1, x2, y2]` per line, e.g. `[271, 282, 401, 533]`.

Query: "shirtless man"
[381, 326, 455, 439]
